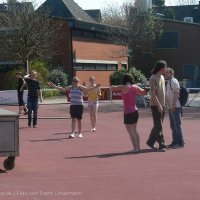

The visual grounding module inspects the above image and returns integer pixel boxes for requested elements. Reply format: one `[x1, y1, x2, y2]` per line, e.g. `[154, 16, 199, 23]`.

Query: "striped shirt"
[70, 87, 83, 105]
[25, 78, 40, 98]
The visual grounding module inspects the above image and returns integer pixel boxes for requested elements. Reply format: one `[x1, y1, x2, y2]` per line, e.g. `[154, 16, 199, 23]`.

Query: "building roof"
[85, 9, 102, 23]
[155, 4, 200, 23]
[38, 0, 96, 23]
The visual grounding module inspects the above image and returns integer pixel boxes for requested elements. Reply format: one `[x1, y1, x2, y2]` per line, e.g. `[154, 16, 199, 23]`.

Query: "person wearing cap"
[48, 77, 100, 138]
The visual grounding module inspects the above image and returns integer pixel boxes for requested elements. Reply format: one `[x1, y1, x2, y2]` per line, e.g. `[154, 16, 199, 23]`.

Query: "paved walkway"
[0, 101, 200, 200]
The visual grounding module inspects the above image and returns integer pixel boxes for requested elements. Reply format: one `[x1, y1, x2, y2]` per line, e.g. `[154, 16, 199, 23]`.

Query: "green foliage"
[4, 67, 26, 90]
[47, 68, 68, 87]
[42, 89, 61, 99]
[162, 8, 175, 20]
[110, 68, 146, 85]
[109, 69, 127, 85]
[129, 67, 146, 83]
[29, 61, 50, 88]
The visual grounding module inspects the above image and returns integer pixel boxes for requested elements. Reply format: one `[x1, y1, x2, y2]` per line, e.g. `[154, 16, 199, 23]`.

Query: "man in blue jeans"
[24, 70, 43, 128]
[166, 68, 184, 148]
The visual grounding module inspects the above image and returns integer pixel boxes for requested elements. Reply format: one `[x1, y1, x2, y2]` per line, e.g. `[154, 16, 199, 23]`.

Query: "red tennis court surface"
[0, 102, 199, 200]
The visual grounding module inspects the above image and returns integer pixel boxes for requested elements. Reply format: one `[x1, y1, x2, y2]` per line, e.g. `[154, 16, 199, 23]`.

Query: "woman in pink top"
[111, 73, 147, 153]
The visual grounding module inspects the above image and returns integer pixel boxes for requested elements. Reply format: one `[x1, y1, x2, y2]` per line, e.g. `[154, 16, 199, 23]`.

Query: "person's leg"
[33, 99, 39, 127]
[69, 118, 76, 138]
[89, 103, 98, 131]
[77, 119, 82, 137]
[77, 105, 83, 137]
[89, 106, 94, 129]
[71, 118, 76, 132]
[69, 105, 76, 138]
[18, 91, 24, 114]
[146, 106, 157, 147]
[23, 104, 28, 114]
[153, 107, 165, 149]
[172, 108, 184, 146]
[125, 124, 140, 152]
[168, 111, 178, 146]
[27, 98, 32, 127]
[147, 106, 165, 149]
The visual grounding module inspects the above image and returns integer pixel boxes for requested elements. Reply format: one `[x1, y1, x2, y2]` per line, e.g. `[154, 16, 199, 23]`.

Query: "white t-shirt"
[166, 77, 181, 108]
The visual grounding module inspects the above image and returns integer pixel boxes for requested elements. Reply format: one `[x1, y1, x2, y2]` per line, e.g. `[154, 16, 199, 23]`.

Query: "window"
[73, 63, 118, 71]
[121, 64, 127, 70]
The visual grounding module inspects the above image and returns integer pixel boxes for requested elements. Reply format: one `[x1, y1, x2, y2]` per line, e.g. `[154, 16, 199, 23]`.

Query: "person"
[110, 73, 148, 153]
[146, 60, 167, 152]
[165, 68, 184, 148]
[24, 70, 43, 128]
[87, 76, 101, 132]
[48, 77, 100, 138]
[16, 72, 28, 114]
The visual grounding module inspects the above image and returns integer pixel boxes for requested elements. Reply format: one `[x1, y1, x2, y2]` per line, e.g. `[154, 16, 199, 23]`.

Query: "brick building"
[39, 0, 127, 87]
[135, 20, 200, 88]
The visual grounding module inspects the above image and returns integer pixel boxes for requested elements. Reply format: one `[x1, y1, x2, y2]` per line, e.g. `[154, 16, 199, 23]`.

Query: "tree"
[102, 2, 163, 69]
[0, 1, 64, 70]
[109, 67, 146, 85]
[152, 0, 165, 6]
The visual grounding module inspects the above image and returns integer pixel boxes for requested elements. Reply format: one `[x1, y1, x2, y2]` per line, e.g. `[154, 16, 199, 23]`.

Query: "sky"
[34, 0, 174, 8]
[0, 0, 175, 9]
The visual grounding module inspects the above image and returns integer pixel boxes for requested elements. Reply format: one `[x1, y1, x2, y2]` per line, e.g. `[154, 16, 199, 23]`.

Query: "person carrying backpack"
[166, 68, 185, 149]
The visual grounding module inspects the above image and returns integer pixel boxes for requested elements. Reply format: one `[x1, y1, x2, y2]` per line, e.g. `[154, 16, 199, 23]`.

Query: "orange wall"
[72, 37, 127, 86]
[73, 37, 127, 62]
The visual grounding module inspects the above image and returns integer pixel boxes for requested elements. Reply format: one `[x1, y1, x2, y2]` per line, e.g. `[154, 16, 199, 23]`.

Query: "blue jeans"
[169, 108, 184, 145]
[27, 97, 39, 126]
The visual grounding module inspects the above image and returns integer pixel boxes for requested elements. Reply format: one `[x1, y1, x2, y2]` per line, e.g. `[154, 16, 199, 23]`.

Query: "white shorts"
[88, 101, 99, 110]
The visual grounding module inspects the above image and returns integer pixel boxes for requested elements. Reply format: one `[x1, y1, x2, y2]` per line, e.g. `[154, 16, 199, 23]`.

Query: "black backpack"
[179, 85, 189, 107]
[169, 80, 189, 106]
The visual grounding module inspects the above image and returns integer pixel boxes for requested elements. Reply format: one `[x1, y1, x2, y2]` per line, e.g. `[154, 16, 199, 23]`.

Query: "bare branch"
[0, 1, 64, 67]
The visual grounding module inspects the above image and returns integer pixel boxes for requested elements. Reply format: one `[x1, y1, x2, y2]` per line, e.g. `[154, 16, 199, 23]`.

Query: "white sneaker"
[78, 133, 83, 138]
[91, 128, 96, 132]
[69, 133, 75, 138]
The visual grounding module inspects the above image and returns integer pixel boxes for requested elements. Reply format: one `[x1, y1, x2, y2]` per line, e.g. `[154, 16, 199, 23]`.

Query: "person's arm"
[135, 85, 148, 96]
[79, 83, 101, 92]
[110, 85, 127, 92]
[165, 92, 172, 111]
[47, 82, 71, 93]
[38, 90, 43, 103]
[24, 74, 30, 79]
[20, 78, 26, 91]
[171, 80, 180, 110]
[98, 87, 102, 97]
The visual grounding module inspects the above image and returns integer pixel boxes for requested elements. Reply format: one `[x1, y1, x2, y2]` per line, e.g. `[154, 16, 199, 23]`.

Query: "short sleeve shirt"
[166, 77, 181, 107]
[25, 78, 40, 98]
[150, 74, 165, 107]
[17, 77, 24, 91]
